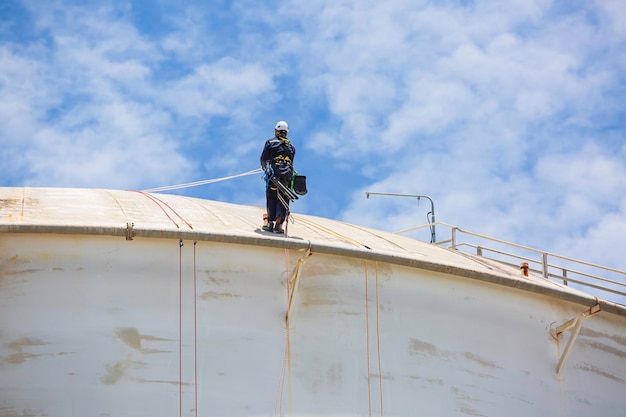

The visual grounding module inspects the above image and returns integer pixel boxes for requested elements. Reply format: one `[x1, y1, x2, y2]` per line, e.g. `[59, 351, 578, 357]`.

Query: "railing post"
[451, 227, 457, 249]
[562, 269, 568, 286]
[477, 246, 483, 256]
[542, 253, 549, 279]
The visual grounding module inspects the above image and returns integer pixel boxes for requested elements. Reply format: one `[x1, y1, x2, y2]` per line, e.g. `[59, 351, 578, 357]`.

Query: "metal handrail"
[462, 242, 626, 292]
[395, 222, 626, 305]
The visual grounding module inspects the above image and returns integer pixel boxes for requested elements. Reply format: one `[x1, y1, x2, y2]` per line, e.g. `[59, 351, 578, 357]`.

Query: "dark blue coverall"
[260, 136, 296, 225]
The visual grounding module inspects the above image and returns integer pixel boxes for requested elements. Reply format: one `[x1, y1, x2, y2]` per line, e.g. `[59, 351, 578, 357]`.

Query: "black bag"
[292, 174, 307, 196]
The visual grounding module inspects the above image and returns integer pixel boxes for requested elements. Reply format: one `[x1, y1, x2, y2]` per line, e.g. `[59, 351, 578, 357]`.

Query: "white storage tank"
[1, 187, 625, 416]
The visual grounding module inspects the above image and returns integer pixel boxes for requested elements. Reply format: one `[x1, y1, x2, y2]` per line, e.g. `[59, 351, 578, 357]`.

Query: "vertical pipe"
[429, 199, 436, 244]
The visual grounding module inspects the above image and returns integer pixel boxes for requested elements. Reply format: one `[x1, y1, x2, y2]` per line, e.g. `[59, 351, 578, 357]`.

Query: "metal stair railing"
[395, 222, 626, 306]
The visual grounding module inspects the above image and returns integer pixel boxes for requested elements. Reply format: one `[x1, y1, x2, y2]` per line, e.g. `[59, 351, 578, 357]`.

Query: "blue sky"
[1, 0, 626, 275]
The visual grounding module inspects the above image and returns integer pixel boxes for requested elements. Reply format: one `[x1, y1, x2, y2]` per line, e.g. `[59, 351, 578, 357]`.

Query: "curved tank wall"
[1, 187, 625, 416]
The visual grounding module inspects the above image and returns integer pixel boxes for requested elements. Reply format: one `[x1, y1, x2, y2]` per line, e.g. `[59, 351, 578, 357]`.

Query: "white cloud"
[159, 58, 275, 118]
[0, 7, 184, 189]
[561, 201, 626, 269]
[595, 0, 626, 38]
[288, 0, 624, 164]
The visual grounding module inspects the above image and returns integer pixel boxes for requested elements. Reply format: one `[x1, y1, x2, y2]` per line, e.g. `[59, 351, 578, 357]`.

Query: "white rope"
[141, 168, 264, 193]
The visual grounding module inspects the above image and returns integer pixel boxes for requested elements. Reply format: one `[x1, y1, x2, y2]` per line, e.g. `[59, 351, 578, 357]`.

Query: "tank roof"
[1, 186, 623, 316]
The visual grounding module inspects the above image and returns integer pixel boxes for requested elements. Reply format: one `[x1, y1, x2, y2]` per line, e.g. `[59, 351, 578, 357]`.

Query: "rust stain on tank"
[408, 338, 438, 357]
[453, 387, 471, 401]
[114, 328, 171, 354]
[0, 407, 42, 417]
[115, 328, 143, 349]
[428, 377, 444, 385]
[410, 375, 445, 386]
[464, 352, 501, 369]
[6, 268, 40, 276]
[575, 397, 593, 406]
[369, 372, 395, 381]
[464, 369, 496, 379]
[303, 259, 352, 277]
[5, 337, 49, 364]
[581, 327, 626, 346]
[199, 291, 241, 300]
[0, 196, 38, 214]
[327, 362, 343, 386]
[460, 406, 487, 417]
[575, 363, 624, 383]
[206, 276, 231, 286]
[338, 310, 360, 316]
[101, 355, 135, 385]
[6, 352, 43, 364]
[582, 340, 626, 359]
[0, 252, 38, 286]
[299, 285, 339, 308]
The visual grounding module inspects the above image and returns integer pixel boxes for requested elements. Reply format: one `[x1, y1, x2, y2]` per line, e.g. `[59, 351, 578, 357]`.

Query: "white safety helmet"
[275, 120, 289, 132]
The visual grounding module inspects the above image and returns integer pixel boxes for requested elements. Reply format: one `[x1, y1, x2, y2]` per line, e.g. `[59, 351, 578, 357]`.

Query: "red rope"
[179, 240, 183, 417]
[130, 190, 194, 229]
[375, 262, 384, 416]
[193, 241, 198, 417]
[275, 249, 292, 417]
[365, 263, 372, 417]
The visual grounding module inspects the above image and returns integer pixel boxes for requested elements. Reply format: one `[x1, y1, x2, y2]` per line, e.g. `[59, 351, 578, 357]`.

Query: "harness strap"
[263, 166, 275, 191]
[290, 170, 298, 190]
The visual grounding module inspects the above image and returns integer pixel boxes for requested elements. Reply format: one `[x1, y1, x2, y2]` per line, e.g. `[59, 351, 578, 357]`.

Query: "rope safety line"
[142, 168, 264, 193]
[275, 323, 289, 417]
[290, 214, 369, 249]
[365, 261, 385, 417]
[277, 188, 291, 211]
[275, 247, 294, 417]
[282, 247, 292, 417]
[178, 240, 183, 417]
[275, 184, 293, 237]
[375, 261, 384, 417]
[178, 240, 199, 417]
[365, 262, 373, 417]
[286, 246, 313, 323]
[193, 240, 198, 417]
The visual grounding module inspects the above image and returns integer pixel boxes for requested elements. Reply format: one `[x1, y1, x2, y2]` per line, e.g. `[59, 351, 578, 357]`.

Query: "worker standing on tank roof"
[260, 121, 296, 234]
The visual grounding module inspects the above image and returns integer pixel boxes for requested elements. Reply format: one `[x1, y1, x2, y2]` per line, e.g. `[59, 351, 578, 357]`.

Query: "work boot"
[262, 221, 274, 232]
[273, 222, 284, 234]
